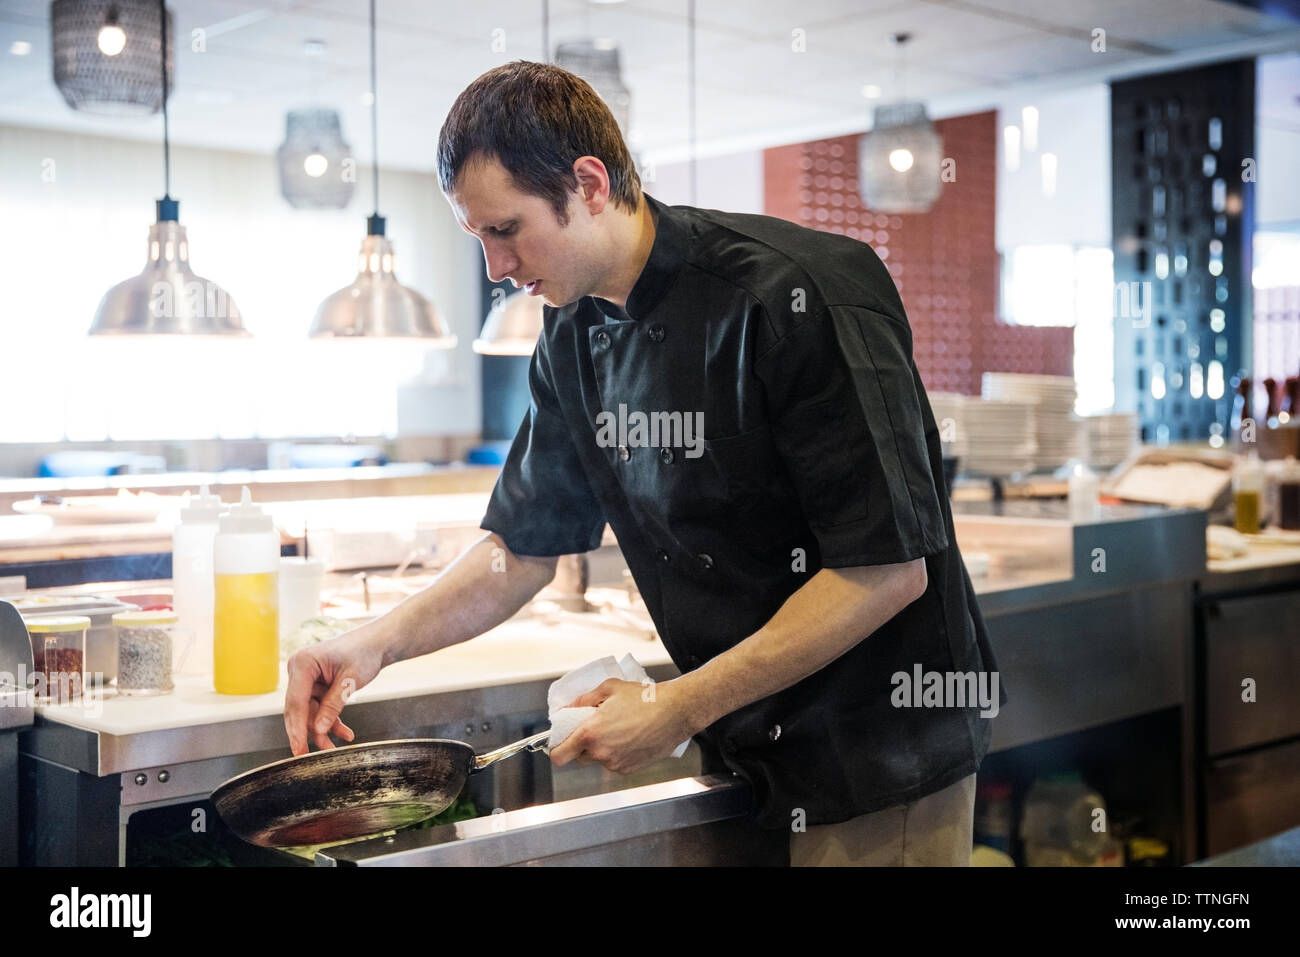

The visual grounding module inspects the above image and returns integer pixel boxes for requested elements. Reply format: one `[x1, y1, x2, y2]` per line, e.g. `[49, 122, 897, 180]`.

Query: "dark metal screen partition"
[1111, 60, 1256, 445]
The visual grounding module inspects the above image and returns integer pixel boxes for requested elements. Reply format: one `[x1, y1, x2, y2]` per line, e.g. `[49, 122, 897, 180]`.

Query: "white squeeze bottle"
[212, 487, 280, 695]
[171, 484, 224, 677]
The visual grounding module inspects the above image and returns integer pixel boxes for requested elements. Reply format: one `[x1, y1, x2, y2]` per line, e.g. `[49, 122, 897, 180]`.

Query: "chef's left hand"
[548, 678, 694, 774]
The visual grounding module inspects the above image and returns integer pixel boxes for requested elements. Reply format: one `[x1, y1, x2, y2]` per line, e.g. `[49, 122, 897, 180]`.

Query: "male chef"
[284, 60, 1006, 866]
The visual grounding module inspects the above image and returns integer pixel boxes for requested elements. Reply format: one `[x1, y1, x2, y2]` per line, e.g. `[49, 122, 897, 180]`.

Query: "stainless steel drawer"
[1204, 589, 1300, 757]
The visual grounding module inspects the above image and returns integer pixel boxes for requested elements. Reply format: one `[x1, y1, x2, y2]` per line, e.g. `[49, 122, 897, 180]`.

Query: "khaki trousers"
[789, 772, 976, 866]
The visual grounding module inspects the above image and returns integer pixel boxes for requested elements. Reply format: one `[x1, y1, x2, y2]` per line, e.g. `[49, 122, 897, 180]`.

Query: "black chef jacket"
[480, 192, 1007, 830]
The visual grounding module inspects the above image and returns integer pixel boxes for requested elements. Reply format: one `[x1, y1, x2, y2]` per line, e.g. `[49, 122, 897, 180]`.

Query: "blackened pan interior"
[211, 739, 475, 848]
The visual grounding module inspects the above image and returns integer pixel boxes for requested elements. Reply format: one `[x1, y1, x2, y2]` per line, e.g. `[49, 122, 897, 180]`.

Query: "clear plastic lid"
[179, 483, 225, 523]
[26, 615, 92, 633]
[217, 486, 274, 535]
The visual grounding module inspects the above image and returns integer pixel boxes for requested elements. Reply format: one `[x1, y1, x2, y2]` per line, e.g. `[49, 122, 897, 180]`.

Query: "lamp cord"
[688, 0, 696, 205]
[369, 0, 379, 216]
[159, 0, 170, 196]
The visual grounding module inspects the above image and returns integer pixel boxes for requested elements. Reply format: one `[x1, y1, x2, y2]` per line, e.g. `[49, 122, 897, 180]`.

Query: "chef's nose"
[481, 240, 518, 285]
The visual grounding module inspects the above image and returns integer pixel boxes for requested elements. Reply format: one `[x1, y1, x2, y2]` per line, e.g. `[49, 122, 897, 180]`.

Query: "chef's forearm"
[371, 532, 558, 667]
[671, 558, 928, 734]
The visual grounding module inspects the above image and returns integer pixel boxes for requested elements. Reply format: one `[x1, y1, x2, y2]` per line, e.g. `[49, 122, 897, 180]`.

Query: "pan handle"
[472, 729, 551, 772]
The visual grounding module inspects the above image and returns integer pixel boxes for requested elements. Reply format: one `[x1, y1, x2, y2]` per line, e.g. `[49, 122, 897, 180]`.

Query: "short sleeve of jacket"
[479, 336, 606, 557]
[755, 303, 949, 567]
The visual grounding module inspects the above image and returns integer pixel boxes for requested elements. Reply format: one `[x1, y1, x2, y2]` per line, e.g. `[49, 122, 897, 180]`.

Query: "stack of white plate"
[926, 392, 968, 457]
[961, 398, 1037, 477]
[1083, 412, 1138, 471]
[982, 373, 1080, 471]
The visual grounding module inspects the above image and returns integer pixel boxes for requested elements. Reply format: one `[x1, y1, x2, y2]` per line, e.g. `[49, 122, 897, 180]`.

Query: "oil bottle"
[213, 487, 280, 694]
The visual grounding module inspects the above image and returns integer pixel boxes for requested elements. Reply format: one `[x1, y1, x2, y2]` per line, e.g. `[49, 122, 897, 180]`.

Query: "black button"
[769, 724, 782, 742]
[659, 448, 674, 464]
[618, 444, 631, 461]
[698, 553, 714, 570]
[723, 737, 738, 755]
[595, 330, 611, 348]
[647, 324, 665, 342]
[656, 548, 670, 563]
[687, 654, 702, 668]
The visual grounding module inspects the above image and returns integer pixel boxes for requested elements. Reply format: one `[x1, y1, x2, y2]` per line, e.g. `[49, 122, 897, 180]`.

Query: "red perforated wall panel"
[763, 112, 1073, 396]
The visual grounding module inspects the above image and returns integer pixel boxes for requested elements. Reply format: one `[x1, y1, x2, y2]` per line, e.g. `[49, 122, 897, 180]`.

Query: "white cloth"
[546, 654, 690, 758]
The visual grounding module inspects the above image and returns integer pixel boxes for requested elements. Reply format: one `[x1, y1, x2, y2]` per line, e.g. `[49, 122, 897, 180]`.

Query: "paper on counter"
[546, 653, 690, 758]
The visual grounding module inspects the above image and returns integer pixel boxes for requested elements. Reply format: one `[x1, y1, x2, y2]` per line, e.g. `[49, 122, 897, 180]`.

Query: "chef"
[284, 60, 1007, 867]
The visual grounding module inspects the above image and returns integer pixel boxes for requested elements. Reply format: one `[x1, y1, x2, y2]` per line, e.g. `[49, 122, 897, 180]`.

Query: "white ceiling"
[0, 0, 1298, 171]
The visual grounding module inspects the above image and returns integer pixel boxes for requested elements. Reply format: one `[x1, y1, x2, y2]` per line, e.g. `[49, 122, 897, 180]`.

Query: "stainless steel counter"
[18, 502, 1245, 867]
[316, 774, 786, 867]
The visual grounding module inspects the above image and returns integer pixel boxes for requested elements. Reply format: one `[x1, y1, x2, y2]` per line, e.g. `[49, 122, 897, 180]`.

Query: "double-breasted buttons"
[723, 737, 738, 755]
[594, 330, 611, 349]
[660, 448, 674, 464]
[647, 324, 666, 342]
[769, 724, 782, 742]
[618, 444, 631, 461]
[656, 548, 671, 563]
[698, 553, 714, 570]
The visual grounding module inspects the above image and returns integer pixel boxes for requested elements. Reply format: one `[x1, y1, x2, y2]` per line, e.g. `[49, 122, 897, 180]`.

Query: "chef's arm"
[372, 532, 558, 665]
[285, 532, 557, 754]
[670, 558, 928, 735]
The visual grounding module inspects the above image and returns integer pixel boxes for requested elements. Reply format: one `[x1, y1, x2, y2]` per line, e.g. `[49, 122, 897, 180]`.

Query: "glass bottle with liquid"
[1233, 453, 1265, 535]
[213, 487, 280, 694]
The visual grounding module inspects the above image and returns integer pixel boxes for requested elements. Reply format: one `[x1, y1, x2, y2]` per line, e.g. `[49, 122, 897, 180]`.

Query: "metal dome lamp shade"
[857, 33, 943, 214]
[88, 1, 247, 337]
[51, 0, 173, 115]
[309, 0, 454, 344]
[474, 290, 544, 355]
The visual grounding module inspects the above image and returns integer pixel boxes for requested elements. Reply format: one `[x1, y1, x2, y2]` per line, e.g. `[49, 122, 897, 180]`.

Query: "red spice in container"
[26, 616, 89, 704]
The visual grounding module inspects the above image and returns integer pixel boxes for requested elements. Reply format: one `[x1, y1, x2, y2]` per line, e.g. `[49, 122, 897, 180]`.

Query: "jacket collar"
[590, 192, 689, 322]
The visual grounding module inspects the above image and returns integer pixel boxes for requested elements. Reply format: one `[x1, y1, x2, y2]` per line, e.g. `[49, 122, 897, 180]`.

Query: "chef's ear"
[572, 156, 611, 214]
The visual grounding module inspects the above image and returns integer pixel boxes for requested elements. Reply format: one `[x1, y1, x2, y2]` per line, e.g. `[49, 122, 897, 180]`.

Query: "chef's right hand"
[284, 626, 385, 755]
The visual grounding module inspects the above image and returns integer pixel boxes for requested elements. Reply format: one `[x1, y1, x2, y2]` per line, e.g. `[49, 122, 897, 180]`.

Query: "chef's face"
[444, 154, 603, 308]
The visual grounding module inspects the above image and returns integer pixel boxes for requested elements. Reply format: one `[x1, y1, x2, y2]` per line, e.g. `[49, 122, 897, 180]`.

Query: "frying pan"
[211, 730, 550, 848]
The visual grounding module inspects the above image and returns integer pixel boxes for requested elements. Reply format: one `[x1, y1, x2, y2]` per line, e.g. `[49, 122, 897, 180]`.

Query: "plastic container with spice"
[27, 616, 89, 704]
[114, 610, 192, 696]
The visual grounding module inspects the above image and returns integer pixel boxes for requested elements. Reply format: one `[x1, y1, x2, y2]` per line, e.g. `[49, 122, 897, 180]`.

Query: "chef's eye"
[490, 223, 516, 237]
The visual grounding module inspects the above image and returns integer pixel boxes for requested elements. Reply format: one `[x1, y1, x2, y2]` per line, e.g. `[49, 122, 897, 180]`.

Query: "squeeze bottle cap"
[217, 486, 274, 535]
[179, 483, 224, 524]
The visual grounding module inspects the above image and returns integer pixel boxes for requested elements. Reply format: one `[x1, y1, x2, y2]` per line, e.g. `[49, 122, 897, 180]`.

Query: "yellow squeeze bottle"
[213, 487, 280, 694]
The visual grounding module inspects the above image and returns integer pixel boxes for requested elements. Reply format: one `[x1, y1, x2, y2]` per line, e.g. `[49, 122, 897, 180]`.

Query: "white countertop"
[36, 613, 673, 737]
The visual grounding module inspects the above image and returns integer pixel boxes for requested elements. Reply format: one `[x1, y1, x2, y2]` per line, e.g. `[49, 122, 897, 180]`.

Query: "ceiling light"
[861, 84, 881, 99]
[1021, 105, 1039, 151]
[89, 0, 246, 337]
[303, 153, 328, 177]
[10, 40, 33, 56]
[857, 34, 942, 214]
[97, 23, 125, 55]
[889, 148, 914, 172]
[52, 0, 172, 115]
[474, 292, 543, 356]
[1003, 124, 1021, 172]
[309, 0, 455, 344]
[277, 108, 354, 207]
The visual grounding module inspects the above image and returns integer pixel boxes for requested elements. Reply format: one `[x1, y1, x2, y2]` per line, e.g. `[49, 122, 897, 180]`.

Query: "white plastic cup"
[278, 557, 326, 642]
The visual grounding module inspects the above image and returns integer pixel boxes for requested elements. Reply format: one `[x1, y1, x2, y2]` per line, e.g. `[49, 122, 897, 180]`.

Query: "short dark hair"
[437, 61, 641, 225]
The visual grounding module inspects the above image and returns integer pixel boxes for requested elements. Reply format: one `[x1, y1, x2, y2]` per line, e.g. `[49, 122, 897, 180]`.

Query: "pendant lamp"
[88, 0, 246, 336]
[309, 0, 455, 343]
[277, 41, 355, 210]
[51, 0, 172, 115]
[857, 33, 943, 215]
